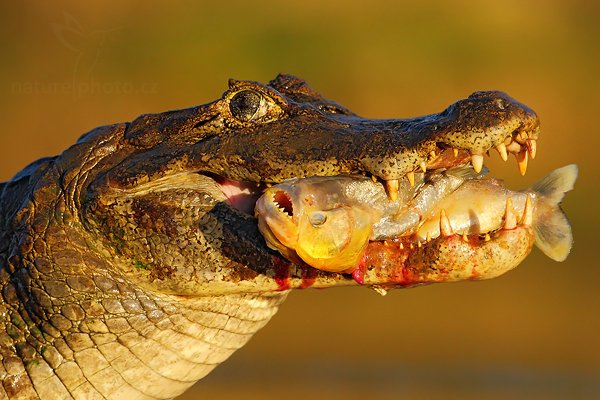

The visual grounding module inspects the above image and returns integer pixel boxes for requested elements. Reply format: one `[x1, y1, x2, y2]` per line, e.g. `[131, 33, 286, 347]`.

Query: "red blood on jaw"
[299, 266, 318, 289]
[351, 253, 369, 284]
[273, 256, 292, 291]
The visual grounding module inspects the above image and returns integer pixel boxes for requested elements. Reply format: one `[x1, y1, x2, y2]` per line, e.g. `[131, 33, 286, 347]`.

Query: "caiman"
[0, 74, 573, 399]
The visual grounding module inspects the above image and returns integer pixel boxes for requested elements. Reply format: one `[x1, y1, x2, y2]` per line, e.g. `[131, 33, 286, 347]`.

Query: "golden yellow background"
[1, 1, 598, 398]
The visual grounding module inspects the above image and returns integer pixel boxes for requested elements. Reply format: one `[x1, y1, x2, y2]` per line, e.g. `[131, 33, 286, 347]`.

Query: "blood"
[351, 256, 368, 285]
[364, 240, 415, 287]
[273, 256, 292, 291]
[299, 267, 318, 289]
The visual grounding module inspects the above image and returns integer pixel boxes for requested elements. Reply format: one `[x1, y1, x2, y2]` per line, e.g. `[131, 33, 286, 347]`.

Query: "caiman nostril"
[273, 190, 294, 217]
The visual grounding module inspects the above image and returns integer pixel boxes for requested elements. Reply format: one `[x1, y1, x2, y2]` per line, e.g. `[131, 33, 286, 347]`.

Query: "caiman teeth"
[515, 149, 528, 176]
[386, 179, 399, 201]
[419, 161, 427, 173]
[495, 143, 509, 161]
[503, 197, 517, 229]
[439, 209, 453, 237]
[470, 153, 484, 173]
[453, 148, 459, 157]
[521, 194, 533, 226]
[525, 139, 537, 159]
[406, 172, 415, 187]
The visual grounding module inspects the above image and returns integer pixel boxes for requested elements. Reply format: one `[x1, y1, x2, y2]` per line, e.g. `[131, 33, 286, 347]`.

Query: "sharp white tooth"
[521, 194, 533, 226]
[526, 139, 537, 159]
[495, 143, 508, 161]
[504, 197, 517, 229]
[417, 241, 422, 248]
[430, 150, 437, 158]
[386, 179, 399, 201]
[426, 232, 431, 242]
[406, 172, 415, 187]
[515, 149, 528, 176]
[419, 161, 427, 173]
[470, 153, 484, 173]
[399, 242, 404, 250]
[453, 148, 459, 157]
[484, 233, 491, 242]
[439, 209, 453, 236]
[462, 232, 468, 242]
[371, 175, 378, 183]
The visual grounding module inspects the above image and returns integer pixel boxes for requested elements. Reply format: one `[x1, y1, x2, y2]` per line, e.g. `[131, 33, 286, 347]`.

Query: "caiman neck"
[1, 179, 287, 399]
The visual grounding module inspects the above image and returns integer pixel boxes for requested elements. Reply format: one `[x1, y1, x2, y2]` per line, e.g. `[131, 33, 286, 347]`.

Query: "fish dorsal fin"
[530, 164, 578, 205]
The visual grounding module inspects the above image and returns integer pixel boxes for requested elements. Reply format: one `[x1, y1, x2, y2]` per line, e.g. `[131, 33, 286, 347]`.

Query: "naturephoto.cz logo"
[11, 13, 158, 98]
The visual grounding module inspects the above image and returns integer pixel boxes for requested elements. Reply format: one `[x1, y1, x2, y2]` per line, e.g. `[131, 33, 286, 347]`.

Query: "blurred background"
[1, 0, 598, 398]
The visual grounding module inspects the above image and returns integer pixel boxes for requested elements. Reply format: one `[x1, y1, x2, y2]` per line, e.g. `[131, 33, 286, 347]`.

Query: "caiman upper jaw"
[97, 79, 541, 231]
[103, 73, 539, 198]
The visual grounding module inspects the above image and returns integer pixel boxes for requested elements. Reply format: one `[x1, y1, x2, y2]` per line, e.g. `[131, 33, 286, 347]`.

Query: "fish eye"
[229, 90, 266, 122]
[309, 212, 327, 227]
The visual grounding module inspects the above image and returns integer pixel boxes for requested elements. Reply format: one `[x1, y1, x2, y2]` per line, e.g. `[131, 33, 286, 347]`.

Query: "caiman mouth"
[211, 127, 545, 275]
[85, 77, 575, 293]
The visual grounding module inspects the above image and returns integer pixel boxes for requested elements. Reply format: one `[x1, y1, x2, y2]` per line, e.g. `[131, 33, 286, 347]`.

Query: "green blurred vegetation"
[0, 0, 598, 398]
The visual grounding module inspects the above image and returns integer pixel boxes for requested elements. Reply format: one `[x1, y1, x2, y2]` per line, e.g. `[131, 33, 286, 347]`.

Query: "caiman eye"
[229, 90, 267, 122]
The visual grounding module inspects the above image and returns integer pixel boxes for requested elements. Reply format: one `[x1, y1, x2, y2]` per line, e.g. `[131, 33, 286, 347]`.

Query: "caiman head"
[68, 73, 541, 295]
[1, 74, 552, 399]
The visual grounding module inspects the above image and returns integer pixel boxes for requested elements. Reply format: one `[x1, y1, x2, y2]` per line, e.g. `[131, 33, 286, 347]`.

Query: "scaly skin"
[0, 75, 540, 399]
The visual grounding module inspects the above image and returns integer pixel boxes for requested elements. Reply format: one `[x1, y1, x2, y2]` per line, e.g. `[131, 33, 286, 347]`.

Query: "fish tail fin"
[530, 164, 578, 262]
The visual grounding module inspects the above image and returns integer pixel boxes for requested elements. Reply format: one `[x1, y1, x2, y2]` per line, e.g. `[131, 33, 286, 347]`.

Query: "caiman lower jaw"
[358, 196, 535, 287]
[358, 224, 535, 291]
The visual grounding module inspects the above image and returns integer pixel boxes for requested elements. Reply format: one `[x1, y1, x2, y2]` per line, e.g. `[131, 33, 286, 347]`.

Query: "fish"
[254, 166, 483, 272]
[415, 164, 578, 262]
[254, 165, 578, 272]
